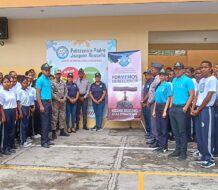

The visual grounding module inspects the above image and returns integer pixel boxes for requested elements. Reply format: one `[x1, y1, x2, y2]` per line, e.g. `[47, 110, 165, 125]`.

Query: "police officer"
[146, 62, 163, 148]
[152, 69, 172, 153]
[168, 62, 194, 160]
[51, 69, 69, 139]
[89, 73, 107, 131]
[36, 63, 54, 148]
[142, 70, 154, 139]
[66, 73, 79, 133]
[75, 68, 90, 130]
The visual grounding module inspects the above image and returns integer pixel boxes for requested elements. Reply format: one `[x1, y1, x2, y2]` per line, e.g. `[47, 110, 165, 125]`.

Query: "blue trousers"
[150, 103, 158, 140]
[92, 101, 105, 129]
[156, 104, 169, 149]
[143, 106, 151, 134]
[0, 123, 2, 151]
[66, 102, 77, 129]
[40, 101, 52, 145]
[214, 105, 218, 154]
[169, 106, 188, 154]
[20, 106, 30, 144]
[3, 109, 16, 151]
[195, 107, 214, 161]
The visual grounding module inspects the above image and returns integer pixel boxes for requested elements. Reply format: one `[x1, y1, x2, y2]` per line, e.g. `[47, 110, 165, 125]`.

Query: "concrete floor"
[0, 128, 218, 190]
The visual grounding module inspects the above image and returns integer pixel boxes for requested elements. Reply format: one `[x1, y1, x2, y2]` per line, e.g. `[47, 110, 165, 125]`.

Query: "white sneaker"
[33, 134, 41, 139]
[96, 128, 103, 132]
[27, 137, 33, 143]
[193, 150, 202, 158]
[23, 141, 32, 148]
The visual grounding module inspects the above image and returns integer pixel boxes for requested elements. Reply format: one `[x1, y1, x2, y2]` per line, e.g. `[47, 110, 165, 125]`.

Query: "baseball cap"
[54, 69, 62, 74]
[174, 62, 184, 69]
[78, 68, 84, 73]
[143, 70, 151, 75]
[41, 63, 52, 71]
[159, 68, 167, 75]
[95, 72, 101, 77]
[151, 62, 163, 70]
[67, 73, 74, 78]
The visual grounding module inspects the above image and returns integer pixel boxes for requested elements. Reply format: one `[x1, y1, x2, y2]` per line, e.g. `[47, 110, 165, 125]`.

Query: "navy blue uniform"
[90, 82, 107, 130]
[143, 78, 153, 136]
[66, 83, 79, 129]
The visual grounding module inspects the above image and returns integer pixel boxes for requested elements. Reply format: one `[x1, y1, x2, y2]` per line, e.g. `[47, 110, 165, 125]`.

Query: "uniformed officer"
[89, 72, 107, 131]
[66, 73, 79, 133]
[75, 68, 90, 130]
[36, 63, 54, 148]
[168, 62, 194, 161]
[51, 69, 69, 139]
[146, 62, 163, 148]
[152, 69, 172, 153]
[0, 75, 17, 155]
[142, 70, 154, 139]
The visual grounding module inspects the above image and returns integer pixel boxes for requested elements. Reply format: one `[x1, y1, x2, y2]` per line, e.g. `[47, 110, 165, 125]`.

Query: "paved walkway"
[0, 128, 218, 190]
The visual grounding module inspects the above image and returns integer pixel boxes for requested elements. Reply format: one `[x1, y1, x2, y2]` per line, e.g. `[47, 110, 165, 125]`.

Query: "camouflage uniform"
[51, 79, 67, 130]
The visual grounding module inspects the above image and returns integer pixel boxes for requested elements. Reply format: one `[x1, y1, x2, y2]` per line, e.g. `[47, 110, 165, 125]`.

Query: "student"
[17, 77, 32, 147]
[89, 73, 107, 131]
[191, 60, 217, 168]
[168, 62, 194, 161]
[152, 69, 172, 153]
[0, 75, 17, 155]
[66, 73, 79, 133]
[214, 63, 218, 157]
[0, 72, 3, 90]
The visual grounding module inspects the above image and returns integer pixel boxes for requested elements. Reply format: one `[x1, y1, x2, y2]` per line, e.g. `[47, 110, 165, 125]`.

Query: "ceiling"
[0, 1, 218, 19]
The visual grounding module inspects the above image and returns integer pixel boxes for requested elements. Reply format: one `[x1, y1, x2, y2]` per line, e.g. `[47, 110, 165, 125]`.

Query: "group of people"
[142, 61, 218, 168]
[0, 60, 217, 169]
[0, 63, 107, 154]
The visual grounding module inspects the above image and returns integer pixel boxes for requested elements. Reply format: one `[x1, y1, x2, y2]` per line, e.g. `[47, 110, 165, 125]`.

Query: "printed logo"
[56, 46, 69, 59]
[118, 55, 130, 67]
[199, 83, 205, 93]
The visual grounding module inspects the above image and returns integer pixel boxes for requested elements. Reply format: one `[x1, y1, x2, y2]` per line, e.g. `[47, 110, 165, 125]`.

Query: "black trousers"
[169, 106, 188, 154]
[40, 101, 52, 145]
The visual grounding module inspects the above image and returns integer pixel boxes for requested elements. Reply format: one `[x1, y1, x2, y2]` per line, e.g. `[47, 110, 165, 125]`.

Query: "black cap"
[41, 63, 52, 70]
[159, 68, 167, 75]
[78, 68, 84, 73]
[151, 62, 163, 70]
[174, 62, 184, 69]
[143, 70, 151, 75]
[95, 72, 101, 77]
[67, 73, 73, 78]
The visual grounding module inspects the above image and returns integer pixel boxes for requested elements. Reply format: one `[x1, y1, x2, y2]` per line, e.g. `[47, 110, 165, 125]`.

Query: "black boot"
[83, 126, 89, 130]
[60, 129, 70, 136]
[52, 130, 57, 140]
[75, 125, 79, 131]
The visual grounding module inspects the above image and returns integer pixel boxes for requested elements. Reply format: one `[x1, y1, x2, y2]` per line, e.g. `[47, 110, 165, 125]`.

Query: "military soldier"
[51, 69, 69, 139]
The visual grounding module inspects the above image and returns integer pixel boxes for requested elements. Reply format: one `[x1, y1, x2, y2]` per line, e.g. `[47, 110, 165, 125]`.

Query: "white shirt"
[10, 82, 21, 95]
[192, 78, 198, 96]
[196, 76, 217, 107]
[0, 84, 3, 91]
[0, 89, 17, 109]
[17, 88, 30, 107]
[27, 86, 36, 106]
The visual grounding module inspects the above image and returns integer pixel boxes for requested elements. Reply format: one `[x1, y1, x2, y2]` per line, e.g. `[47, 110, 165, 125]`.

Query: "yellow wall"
[0, 0, 213, 8]
[1, 14, 218, 128]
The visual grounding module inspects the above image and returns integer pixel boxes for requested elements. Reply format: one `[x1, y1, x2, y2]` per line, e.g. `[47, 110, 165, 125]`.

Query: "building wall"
[1, 14, 218, 128]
